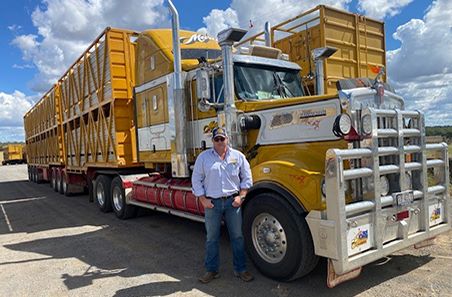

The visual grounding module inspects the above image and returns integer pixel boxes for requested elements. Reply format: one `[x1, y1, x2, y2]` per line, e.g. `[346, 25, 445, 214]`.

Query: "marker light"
[361, 114, 372, 135]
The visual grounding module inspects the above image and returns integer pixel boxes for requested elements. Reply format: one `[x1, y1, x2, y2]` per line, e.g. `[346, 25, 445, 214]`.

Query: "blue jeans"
[204, 197, 247, 273]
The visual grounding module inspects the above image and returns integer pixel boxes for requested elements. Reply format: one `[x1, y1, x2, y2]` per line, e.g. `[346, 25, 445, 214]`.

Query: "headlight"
[338, 114, 352, 135]
[380, 176, 389, 196]
[361, 114, 372, 135]
[333, 114, 352, 137]
[403, 172, 412, 190]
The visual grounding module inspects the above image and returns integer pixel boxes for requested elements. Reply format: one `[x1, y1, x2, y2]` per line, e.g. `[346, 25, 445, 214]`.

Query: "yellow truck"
[1, 144, 26, 165]
[24, 1, 450, 286]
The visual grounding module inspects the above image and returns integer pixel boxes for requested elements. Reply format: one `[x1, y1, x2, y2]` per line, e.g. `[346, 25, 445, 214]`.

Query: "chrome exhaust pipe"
[168, 0, 188, 177]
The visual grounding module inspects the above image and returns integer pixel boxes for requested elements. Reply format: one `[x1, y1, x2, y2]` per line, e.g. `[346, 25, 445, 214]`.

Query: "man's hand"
[199, 196, 214, 209]
[232, 195, 243, 208]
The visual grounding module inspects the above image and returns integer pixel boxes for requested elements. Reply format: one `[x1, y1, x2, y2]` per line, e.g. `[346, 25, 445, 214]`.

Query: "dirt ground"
[0, 164, 451, 297]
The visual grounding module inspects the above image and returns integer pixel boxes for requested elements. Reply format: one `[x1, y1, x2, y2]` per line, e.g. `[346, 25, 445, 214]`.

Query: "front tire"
[95, 175, 113, 213]
[111, 177, 137, 219]
[243, 192, 318, 281]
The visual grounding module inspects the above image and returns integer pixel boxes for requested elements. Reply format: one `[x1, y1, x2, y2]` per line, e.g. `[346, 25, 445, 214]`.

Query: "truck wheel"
[57, 170, 64, 194]
[62, 173, 71, 196]
[95, 175, 113, 212]
[243, 192, 318, 281]
[50, 169, 55, 190]
[51, 169, 58, 192]
[32, 167, 37, 183]
[111, 177, 137, 219]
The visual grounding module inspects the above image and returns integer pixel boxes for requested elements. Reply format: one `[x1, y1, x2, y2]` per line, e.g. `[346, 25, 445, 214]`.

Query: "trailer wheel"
[111, 177, 137, 219]
[57, 169, 64, 194]
[51, 169, 58, 191]
[243, 192, 318, 281]
[95, 175, 113, 213]
[32, 167, 37, 183]
[50, 168, 55, 190]
[62, 172, 71, 196]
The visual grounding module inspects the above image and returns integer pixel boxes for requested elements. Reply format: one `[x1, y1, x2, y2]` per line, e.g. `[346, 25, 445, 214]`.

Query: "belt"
[207, 192, 239, 200]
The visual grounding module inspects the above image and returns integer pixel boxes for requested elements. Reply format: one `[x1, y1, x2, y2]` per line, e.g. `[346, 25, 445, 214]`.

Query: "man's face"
[213, 135, 228, 151]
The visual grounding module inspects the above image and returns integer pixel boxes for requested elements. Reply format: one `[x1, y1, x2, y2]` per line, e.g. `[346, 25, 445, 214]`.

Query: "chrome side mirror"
[196, 69, 210, 100]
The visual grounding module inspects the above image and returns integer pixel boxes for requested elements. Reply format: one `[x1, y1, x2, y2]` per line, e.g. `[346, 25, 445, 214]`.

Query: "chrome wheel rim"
[96, 182, 105, 206]
[252, 213, 287, 263]
[112, 186, 123, 212]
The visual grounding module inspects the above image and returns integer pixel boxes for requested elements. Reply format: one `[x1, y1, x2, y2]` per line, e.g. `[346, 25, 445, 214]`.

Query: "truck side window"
[211, 75, 224, 104]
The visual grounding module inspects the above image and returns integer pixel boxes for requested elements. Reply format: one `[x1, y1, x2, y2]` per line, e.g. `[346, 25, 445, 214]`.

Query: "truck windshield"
[234, 63, 304, 100]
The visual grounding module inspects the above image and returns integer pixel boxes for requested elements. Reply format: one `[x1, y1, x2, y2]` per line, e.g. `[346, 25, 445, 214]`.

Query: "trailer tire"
[32, 167, 37, 183]
[95, 175, 113, 213]
[57, 170, 64, 194]
[51, 169, 58, 191]
[111, 177, 137, 219]
[243, 192, 318, 281]
[62, 172, 71, 196]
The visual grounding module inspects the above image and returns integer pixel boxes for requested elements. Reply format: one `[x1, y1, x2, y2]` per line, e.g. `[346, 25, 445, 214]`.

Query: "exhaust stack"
[312, 47, 337, 95]
[217, 28, 247, 148]
[168, 0, 189, 177]
[264, 22, 271, 46]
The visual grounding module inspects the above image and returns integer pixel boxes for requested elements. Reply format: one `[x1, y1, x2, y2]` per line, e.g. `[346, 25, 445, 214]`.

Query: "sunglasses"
[213, 137, 226, 142]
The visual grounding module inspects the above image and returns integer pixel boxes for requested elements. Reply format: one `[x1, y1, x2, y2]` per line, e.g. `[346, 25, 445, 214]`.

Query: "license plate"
[394, 190, 414, 206]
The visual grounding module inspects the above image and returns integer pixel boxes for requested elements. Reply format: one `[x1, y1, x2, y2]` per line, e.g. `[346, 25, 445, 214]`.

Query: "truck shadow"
[0, 181, 436, 296]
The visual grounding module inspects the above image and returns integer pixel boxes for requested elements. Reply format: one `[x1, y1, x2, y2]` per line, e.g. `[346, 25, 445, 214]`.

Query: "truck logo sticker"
[299, 109, 326, 119]
[180, 34, 216, 45]
[351, 228, 368, 249]
[270, 113, 293, 128]
[430, 207, 441, 221]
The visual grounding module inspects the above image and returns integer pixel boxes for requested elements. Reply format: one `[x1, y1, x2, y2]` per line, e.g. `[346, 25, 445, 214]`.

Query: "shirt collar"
[212, 146, 230, 158]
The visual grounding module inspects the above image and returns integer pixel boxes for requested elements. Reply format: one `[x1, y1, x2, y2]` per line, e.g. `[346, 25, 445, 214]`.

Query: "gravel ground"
[0, 164, 451, 297]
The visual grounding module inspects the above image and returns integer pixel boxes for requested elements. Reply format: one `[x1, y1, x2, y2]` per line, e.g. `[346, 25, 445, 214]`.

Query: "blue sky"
[0, 0, 450, 142]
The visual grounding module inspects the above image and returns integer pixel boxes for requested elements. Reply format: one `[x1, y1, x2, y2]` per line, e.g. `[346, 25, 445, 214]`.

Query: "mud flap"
[327, 259, 362, 288]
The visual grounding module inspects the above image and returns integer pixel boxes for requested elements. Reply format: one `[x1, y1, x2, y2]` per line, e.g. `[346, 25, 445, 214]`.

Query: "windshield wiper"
[272, 72, 294, 98]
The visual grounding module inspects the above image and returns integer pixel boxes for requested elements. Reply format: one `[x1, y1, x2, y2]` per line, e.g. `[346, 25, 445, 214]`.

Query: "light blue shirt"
[191, 147, 253, 198]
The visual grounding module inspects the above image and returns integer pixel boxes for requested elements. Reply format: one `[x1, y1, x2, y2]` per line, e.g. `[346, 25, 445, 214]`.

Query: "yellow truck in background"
[1, 144, 26, 165]
[24, 1, 450, 286]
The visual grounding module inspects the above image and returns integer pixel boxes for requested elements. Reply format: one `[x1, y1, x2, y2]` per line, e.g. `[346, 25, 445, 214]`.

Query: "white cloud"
[387, 0, 452, 125]
[201, 8, 239, 37]
[201, 0, 352, 38]
[11, 0, 169, 93]
[357, 0, 413, 20]
[0, 91, 35, 128]
[7, 24, 22, 33]
[0, 127, 27, 143]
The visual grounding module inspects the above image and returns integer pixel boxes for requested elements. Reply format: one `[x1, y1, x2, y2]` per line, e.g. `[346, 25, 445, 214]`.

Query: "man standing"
[192, 127, 254, 283]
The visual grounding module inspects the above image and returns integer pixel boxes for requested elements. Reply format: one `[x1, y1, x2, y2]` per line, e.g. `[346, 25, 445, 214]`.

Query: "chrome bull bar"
[306, 108, 450, 275]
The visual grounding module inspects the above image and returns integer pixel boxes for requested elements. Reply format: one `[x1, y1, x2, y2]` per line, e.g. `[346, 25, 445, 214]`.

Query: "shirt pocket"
[227, 162, 240, 177]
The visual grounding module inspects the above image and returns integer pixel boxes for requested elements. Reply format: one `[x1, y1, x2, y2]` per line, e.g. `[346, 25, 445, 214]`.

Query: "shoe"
[198, 271, 220, 284]
[234, 271, 254, 282]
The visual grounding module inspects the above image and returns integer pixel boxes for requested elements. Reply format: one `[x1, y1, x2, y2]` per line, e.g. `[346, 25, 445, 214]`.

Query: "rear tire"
[62, 172, 71, 196]
[95, 175, 113, 212]
[51, 169, 58, 192]
[111, 177, 137, 219]
[50, 168, 55, 190]
[57, 170, 64, 194]
[243, 192, 318, 281]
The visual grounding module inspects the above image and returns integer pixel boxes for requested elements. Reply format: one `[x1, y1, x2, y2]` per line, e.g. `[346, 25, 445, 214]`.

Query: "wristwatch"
[240, 195, 246, 202]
